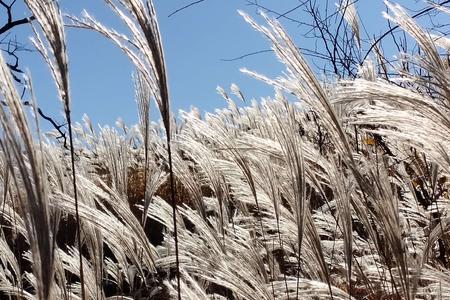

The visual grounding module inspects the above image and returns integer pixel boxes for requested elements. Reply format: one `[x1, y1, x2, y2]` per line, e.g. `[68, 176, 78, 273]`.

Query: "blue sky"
[6, 0, 440, 129]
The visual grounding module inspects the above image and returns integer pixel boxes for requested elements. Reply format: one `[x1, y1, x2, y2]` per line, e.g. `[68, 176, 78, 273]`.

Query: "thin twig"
[166, 133, 181, 300]
[168, 0, 207, 18]
[362, 0, 450, 63]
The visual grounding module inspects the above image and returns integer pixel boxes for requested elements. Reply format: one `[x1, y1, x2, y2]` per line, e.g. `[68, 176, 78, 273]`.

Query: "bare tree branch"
[362, 0, 450, 63]
[0, 1, 68, 148]
[0, 0, 34, 34]
[168, 0, 208, 18]
[220, 47, 330, 62]
[246, 0, 313, 27]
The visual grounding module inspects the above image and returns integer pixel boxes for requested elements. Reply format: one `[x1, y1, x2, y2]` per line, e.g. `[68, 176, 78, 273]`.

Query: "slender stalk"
[65, 112, 86, 300]
[166, 133, 181, 300]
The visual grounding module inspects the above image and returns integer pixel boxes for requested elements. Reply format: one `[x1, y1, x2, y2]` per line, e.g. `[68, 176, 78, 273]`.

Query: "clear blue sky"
[7, 0, 441, 129]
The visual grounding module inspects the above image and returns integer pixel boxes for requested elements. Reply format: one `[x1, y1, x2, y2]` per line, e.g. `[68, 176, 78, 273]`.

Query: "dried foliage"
[0, 0, 450, 299]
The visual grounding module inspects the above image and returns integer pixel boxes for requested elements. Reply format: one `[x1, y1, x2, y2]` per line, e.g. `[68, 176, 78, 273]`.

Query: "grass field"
[0, 1, 450, 299]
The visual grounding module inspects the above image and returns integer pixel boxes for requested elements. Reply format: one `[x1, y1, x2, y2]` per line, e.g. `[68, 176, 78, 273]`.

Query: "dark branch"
[220, 47, 330, 62]
[362, 0, 450, 63]
[220, 49, 273, 61]
[0, 100, 68, 148]
[0, 16, 34, 35]
[275, 1, 308, 20]
[246, 0, 313, 27]
[168, 0, 208, 18]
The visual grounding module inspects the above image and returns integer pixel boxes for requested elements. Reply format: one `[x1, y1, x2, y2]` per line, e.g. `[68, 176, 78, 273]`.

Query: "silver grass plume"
[69, 0, 180, 297]
[0, 51, 54, 299]
[0, 1, 447, 299]
[338, 0, 361, 48]
[24, 0, 86, 298]
[238, 11, 356, 168]
[134, 71, 153, 226]
[383, 1, 450, 101]
[239, 11, 359, 296]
